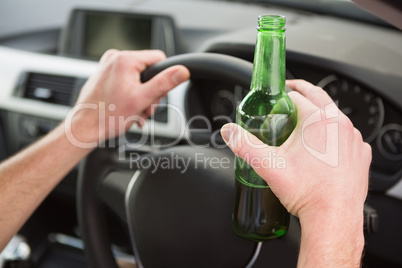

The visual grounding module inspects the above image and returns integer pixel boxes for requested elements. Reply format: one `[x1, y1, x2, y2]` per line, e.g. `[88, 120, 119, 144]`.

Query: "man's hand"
[0, 49, 189, 251]
[68, 49, 190, 145]
[221, 79, 371, 267]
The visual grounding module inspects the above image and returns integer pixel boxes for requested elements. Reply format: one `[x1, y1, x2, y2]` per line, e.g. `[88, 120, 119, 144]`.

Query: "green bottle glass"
[232, 15, 297, 242]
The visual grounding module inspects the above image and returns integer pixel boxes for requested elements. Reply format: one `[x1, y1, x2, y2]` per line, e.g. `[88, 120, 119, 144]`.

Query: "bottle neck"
[250, 28, 286, 95]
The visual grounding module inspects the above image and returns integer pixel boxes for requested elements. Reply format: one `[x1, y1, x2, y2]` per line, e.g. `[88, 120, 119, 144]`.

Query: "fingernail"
[221, 123, 234, 145]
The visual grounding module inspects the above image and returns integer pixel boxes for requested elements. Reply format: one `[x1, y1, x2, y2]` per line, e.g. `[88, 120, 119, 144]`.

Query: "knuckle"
[154, 49, 167, 59]
[363, 142, 373, 160]
[335, 115, 355, 139]
[105, 48, 119, 55]
[292, 79, 309, 91]
[353, 127, 364, 142]
[315, 85, 324, 90]
[101, 49, 119, 61]
[144, 49, 167, 60]
[294, 79, 308, 84]
[114, 51, 129, 66]
[237, 139, 250, 160]
[109, 51, 136, 73]
[339, 115, 354, 130]
[287, 90, 299, 98]
[287, 90, 303, 103]
[316, 86, 330, 98]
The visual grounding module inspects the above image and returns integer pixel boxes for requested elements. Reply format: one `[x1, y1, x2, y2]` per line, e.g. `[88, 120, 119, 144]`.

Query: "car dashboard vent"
[21, 73, 77, 106]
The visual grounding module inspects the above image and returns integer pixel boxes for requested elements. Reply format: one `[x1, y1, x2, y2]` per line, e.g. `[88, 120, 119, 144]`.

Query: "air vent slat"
[23, 73, 76, 106]
[28, 82, 74, 89]
[29, 80, 74, 87]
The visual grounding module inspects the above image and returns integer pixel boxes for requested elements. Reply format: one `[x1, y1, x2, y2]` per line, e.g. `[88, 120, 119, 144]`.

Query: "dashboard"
[1, 0, 402, 207]
[186, 47, 402, 192]
[1, 0, 402, 266]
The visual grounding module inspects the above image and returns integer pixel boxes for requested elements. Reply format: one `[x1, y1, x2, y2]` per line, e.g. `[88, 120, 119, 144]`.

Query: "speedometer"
[317, 75, 384, 143]
[208, 69, 300, 129]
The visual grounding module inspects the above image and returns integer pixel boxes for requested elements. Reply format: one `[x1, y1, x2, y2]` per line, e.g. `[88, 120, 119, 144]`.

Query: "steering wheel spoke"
[99, 170, 136, 222]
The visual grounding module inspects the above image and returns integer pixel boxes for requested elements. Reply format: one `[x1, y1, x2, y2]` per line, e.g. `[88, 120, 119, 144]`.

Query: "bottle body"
[232, 15, 296, 242]
[232, 177, 289, 241]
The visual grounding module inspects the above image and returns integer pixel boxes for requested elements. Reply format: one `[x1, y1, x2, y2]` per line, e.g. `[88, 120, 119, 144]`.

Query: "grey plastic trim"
[124, 170, 144, 268]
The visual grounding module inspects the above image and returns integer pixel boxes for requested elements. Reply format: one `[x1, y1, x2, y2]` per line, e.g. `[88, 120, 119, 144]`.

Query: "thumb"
[140, 65, 190, 101]
[221, 123, 280, 180]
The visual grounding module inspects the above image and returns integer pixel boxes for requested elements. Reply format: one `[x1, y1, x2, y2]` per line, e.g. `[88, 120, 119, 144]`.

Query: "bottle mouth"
[258, 15, 286, 30]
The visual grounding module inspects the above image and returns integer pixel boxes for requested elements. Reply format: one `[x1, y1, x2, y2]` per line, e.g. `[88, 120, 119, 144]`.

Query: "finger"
[148, 99, 160, 115]
[143, 105, 157, 120]
[99, 49, 120, 64]
[140, 65, 190, 101]
[286, 79, 334, 109]
[110, 50, 167, 75]
[287, 90, 320, 126]
[97, 50, 167, 86]
[145, 106, 153, 117]
[220, 123, 282, 181]
[100, 50, 167, 72]
[128, 50, 167, 70]
[136, 113, 149, 128]
[136, 97, 165, 127]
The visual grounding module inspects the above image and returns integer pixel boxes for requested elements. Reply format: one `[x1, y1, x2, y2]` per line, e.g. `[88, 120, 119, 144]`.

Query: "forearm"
[297, 208, 365, 268]
[0, 122, 93, 250]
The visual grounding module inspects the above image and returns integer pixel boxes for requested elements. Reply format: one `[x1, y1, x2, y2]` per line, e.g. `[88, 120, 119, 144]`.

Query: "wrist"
[298, 206, 365, 268]
[64, 106, 101, 148]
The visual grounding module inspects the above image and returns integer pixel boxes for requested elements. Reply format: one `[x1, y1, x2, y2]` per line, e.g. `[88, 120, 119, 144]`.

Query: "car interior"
[0, 0, 402, 267]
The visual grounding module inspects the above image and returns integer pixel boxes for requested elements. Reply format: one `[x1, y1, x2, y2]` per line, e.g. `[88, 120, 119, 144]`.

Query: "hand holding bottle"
[232, 14, 295, 242]
[221, 79, 371, 267]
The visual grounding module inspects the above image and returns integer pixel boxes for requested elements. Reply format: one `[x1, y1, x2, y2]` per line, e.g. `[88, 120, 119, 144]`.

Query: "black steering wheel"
[77, 53, 299, 268]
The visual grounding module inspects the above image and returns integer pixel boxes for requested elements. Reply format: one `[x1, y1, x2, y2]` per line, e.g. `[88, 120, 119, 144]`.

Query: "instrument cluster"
[186, 63, 402, 191]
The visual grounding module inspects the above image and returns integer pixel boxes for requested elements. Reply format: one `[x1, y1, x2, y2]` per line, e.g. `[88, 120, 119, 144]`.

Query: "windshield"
[0, 0, 393, 40]
[232, 0, 391, 28]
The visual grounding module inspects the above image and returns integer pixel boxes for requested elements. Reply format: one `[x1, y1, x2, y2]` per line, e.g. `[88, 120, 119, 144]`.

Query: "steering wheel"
[77, 53, 299, 268]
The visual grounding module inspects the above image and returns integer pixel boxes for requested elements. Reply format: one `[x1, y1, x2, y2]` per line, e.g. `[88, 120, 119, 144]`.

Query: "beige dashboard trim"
[0, 46, 189, 139]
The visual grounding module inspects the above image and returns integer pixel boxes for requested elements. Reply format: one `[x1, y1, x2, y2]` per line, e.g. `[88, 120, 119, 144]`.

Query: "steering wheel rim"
[140, 52, 253, 88]
[77, 53, 299, 267]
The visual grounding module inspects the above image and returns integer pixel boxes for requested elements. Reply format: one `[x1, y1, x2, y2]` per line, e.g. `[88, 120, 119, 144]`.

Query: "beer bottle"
[232, 15, 297, 242]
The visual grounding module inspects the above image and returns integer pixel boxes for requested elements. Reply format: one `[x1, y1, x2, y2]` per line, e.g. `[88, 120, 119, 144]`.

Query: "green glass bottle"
[232, 15, 297, 242]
